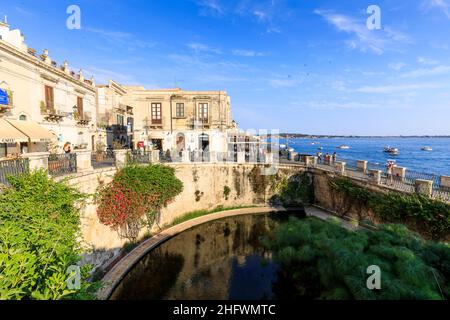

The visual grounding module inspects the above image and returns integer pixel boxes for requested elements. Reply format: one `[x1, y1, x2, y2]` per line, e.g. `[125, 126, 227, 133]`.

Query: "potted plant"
[95, 141, 106, 161]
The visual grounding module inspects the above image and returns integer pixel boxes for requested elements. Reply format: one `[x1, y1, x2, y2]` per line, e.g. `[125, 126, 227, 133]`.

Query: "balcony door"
[151, 103, 162, 125]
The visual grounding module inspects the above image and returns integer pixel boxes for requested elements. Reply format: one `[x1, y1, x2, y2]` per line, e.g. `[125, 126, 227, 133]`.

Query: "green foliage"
[96, 164, 183, 242]
[264, 217, 449, 300]
[329, 177, 450, 240]
[0, 171, 96, 300]
[170, 206, 256, 227]
[271, 173, 314, 207]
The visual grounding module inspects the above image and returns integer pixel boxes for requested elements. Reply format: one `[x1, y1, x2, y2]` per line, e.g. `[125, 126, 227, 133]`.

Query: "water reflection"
[111, 213, 284, 300]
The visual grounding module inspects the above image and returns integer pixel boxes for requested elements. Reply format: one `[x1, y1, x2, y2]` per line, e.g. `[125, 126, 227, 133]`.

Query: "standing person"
[63, 142, 71, 154]
[332, 152, 337, 164]
[386, 160, 395, 185]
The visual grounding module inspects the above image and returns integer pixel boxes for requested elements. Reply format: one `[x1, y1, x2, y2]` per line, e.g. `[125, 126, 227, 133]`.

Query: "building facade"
[123, 87, 237, 153]
[96, 80, 134, 151]
[0, 21, 97, 157]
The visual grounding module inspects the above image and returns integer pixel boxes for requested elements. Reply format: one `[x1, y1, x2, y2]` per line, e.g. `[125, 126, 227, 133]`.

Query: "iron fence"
[92, 151, 116, 169]
[128, 151, 151, 165]
[190, 151, 210, 163]
[48, 154, 77, 177]
[0, 158, 29, 187]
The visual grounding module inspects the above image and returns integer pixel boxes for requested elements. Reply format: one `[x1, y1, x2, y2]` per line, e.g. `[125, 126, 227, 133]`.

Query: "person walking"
[332, 152, 337, 164]
[386, 160, 395, 185]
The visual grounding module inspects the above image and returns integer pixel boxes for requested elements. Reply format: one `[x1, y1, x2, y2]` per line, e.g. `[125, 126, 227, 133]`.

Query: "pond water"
[110, 213, 296, 300]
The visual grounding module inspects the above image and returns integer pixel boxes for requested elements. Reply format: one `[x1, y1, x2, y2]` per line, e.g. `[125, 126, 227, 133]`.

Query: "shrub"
[95, 164, 183, 242]
[0, 171, 95, 300]
[264, 217, 449, 300]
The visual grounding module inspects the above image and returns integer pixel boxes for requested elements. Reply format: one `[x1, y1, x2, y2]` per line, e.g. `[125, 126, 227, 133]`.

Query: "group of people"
[317, 152, 337, 164]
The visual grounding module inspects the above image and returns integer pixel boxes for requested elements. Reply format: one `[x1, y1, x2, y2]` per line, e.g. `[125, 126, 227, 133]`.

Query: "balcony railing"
[40, 101, 66, 121]
[0, 158, 29, 187]
[75, 112, 92, 125]
[48, 154, 77, 177]
[91, 150, 116, 169]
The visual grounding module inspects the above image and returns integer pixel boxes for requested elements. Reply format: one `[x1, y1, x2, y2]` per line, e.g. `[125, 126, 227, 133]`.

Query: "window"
[176, 103, 185, 118]
[19, 115, 27, 121]
[44, 85, 54, 108]
[151, 103, 162, 124]
[77, 96, 84, 116]
[198, 103, 209, 123]
[117, 114, 124, 126]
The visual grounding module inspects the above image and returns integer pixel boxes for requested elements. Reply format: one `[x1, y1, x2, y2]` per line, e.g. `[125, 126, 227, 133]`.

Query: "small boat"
[421, 146, 433, 152]
[384, 147, 399, 155]
[318, 146, 323, 150]
[338, 145, 350, 150]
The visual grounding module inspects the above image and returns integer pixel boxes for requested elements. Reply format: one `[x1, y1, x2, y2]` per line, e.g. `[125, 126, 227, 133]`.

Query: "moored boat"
[421, 146, 433, 152]
[338, 145, 350, 150]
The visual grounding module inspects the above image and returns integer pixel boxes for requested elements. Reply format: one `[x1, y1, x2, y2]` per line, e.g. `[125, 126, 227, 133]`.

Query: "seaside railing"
[0, 158, 29, 187]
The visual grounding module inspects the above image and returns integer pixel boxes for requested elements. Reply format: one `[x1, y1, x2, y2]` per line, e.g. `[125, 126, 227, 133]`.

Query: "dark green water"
[110, 213, 293, 300]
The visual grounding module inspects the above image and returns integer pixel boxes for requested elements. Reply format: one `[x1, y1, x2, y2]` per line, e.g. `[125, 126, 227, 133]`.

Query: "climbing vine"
[329, 177, 450, 240]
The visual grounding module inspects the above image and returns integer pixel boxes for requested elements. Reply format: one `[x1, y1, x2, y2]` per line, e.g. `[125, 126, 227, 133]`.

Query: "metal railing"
[190, 151, 210, 163]
[91, 151, 116, 169]
[48, 154, 77, 177]
[128, 151, 151, 165]
[0, 158, 29, 187]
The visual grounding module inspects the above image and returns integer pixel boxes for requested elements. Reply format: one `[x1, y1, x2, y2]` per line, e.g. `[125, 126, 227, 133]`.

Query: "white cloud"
[314, 10, 411, 55]
[417, 56, 440, 65]
[196, 0, 225, 16]
[401, 65, 450, 78]
[355, 83, 444, 94]
[421, 0, 450, 19]
[187, 42, 222, 54]
[85, 27, 156, 49]
[231, 49, 266, 57]
[389, 62, 407, 71]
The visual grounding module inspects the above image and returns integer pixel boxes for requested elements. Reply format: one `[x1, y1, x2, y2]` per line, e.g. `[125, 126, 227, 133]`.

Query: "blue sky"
[2, 0, 450, 135]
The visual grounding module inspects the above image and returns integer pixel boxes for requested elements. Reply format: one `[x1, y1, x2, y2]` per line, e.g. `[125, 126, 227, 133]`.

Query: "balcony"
[75, 111, 92, 126]
[40, 101, 66, 122]
[189, 118, 210, 129]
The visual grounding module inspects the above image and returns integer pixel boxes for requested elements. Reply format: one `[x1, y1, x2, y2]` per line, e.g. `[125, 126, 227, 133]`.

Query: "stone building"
[0, 20, 97, 157]
[96, 80, 134, 150]
[122, 87, 237, 153]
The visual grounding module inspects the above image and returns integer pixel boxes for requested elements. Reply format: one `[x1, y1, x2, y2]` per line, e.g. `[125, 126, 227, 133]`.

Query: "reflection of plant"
[95, 141, 106, 154]
[95, 165, 183, 243]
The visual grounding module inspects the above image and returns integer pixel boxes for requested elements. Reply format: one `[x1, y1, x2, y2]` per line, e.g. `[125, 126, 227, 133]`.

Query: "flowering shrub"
[95, 164, 183, 242]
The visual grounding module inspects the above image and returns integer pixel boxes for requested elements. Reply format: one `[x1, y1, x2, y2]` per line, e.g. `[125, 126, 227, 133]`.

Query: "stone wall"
[63, 163, 304, 270]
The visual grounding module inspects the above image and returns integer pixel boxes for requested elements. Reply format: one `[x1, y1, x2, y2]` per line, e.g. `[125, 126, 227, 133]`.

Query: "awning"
[6, 119, 56, 143]
[0, 119, 28, 143]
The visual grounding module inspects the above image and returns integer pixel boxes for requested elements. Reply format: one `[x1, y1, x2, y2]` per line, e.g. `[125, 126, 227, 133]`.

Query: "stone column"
[181, 150, 190, 163]
[415, 179, 433, 197]
[441, 176, 450, 188]
[335, 161, 346, 175]
[151, 150, 160, 163]
[266, 152, 274, 164]
[23, 152, 50, 171]
[237, 152, 246, 164]
[357, 160, 368, 173]
[74, 150, 93, 173]
[369, 169, 382, 185]
[113, 149, 129, 169]
[393, 166, 406, 181]
[209, 151, 218, 163]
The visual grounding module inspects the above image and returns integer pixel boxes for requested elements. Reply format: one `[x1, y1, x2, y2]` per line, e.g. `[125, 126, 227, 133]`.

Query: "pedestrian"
[63, 142, 71, 154]
[386, 160, 395, 185]
[332, 152, 337, 164]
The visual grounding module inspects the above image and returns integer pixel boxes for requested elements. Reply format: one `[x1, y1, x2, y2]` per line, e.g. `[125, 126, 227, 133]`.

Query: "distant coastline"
[276, 134, 450, 139]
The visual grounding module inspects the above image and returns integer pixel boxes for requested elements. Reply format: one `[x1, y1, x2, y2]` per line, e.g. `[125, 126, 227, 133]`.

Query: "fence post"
[393, 166, 406, 181]
[22, 152, 50, 171]
[335, 161, 346, 175]
[369, 169, 382, 185]
[441, 176, 450, 188]
[357, 160, 368, 173]
[114, 149, 129, 169]
[415, 179, 433, 197]
[74, 150, 93, 173]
